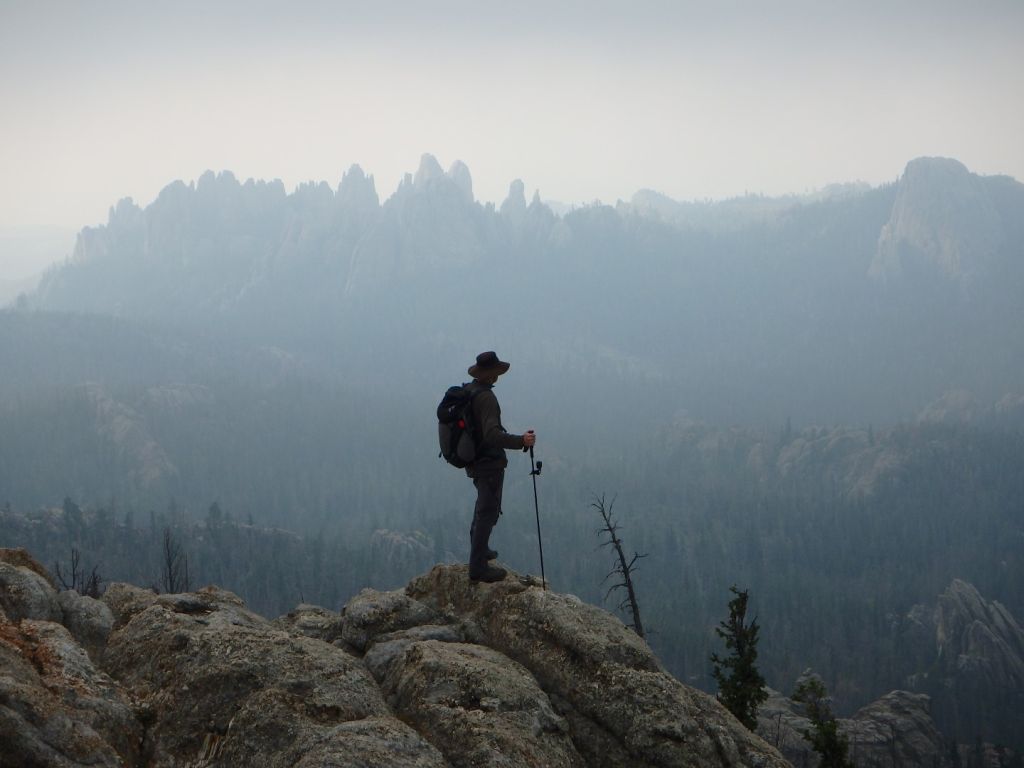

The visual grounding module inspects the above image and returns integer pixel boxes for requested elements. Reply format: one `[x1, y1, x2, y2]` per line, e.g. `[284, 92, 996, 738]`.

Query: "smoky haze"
[2, 2, 1024, 758]
[3, 154, 1024, 749]
[1, 0, 1022, 249]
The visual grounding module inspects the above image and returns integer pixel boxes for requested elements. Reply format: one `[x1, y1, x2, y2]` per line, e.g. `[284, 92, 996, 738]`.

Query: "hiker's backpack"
[437, 384, 480, 468]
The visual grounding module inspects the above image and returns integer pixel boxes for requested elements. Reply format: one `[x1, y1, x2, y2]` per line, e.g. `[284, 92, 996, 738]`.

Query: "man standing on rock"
[464, 351, 536, 583]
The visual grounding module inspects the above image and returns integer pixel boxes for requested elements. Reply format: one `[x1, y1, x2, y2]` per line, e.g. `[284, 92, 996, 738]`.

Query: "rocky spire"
[871, 156, 1002, 283]
[106, 197, 142, 227]
[500, 179, 527, 219]
[413, 153, 445, 187]
[446, 160, 473, 204]
[337, 164, 380, 211]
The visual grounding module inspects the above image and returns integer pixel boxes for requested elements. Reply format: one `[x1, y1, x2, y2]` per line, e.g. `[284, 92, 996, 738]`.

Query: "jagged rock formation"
[0, 548, 144, 767]
[20, 153, 1024, 432]
[342, 153, 494, 294]
[500, 178, 528, 221]
[34, 166, 384, 348]
[0, 547, 789, 767]
[935, 581, 1024, 686]
[757, 686, 951, 768]
[871, 157, 1005, 284]
[899, 579, 1024, 747]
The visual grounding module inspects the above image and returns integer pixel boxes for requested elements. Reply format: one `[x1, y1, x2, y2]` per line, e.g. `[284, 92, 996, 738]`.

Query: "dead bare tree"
[54, 548, 81, 591]
[160, 527, 190, 594]
[592, 494, 646, 638]
[53, 547, 104, 597]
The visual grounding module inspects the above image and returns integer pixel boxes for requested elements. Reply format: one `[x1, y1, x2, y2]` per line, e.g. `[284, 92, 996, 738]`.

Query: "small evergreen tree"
[710, 585, 768, 730]
[792, 673, 854, 768]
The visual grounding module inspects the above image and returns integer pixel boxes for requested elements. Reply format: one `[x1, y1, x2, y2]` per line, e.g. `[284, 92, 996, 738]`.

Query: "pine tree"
[710, 585, 768, 730]
[792, 673, 854, 768]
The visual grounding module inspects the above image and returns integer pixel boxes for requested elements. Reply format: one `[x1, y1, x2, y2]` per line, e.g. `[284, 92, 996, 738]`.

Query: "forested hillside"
[2, 154, 1023, 750]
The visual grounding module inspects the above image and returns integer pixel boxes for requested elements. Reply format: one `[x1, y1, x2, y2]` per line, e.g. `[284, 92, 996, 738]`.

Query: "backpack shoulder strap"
[462, 382, 489, 443]
[464, 381, 486, 400]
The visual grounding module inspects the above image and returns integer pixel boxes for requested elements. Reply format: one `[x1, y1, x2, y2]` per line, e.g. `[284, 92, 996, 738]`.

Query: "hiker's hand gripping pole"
[529, 439, 546, 591]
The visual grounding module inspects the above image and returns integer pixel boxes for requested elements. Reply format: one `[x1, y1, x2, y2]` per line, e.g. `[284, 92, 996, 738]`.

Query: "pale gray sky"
[1, 0, 1022, 276]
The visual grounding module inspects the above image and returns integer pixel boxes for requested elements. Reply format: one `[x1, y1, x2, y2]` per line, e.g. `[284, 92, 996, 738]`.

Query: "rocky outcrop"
[872, 156, 1003, 284]
[336, 163, 380, 214]
[900, 579, 1024, 746]
[340, 586, 440, 652]
[101, 585, 440, 767]
[381, 639, 582, 767]
[101, 581, 160, 628]
[57, 589, 114, 662]
[0, 550, 143, 767]
[271, 602, 346, 644]
[937, 581, 1024, 684]
[934, 581, 1024, 684]
[447, 160, 474, 204]
[0, 548, 62, 623]
[406, 564, 787, 768]
[849, 692, 953, 767]
[757, 686, 951, 768]
[0, 617, 144, 767]
[501, 178, 528, 222]
[1, 551, 788, 767]
[0, 547, 58, 586]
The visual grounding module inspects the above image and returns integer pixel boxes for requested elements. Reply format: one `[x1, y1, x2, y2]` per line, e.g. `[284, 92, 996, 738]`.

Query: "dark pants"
[469, 470, 503, 577]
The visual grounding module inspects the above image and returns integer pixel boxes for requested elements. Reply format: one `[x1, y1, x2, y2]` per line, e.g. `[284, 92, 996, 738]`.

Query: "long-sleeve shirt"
[466, 381, 525, 476]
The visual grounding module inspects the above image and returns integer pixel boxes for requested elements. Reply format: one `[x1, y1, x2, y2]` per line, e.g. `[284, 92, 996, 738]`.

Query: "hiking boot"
[486, 548, 499, 561]
[469, 565, 507, 583]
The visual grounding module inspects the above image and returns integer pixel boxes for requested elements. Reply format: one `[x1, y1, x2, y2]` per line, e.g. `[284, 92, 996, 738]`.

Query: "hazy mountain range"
[6, 152, 1022, 528]
[26, 154, 1024, 428]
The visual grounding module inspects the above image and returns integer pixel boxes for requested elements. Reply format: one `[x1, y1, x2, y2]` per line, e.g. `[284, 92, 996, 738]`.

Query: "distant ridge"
[24, 154, 1024, 427]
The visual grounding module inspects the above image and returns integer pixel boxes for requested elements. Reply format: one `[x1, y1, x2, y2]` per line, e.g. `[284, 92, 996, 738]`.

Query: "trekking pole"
[529, 443, 546, 590]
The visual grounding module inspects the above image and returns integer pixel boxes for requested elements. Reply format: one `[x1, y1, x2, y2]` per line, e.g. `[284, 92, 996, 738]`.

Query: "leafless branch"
[161, 527, 191, 594]
[592, 493, 646, 638]
[54, 548, 104, 597]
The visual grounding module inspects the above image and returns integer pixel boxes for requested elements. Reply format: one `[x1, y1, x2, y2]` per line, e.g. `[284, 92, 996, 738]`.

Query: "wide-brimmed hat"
[468, 351, 511, 378]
